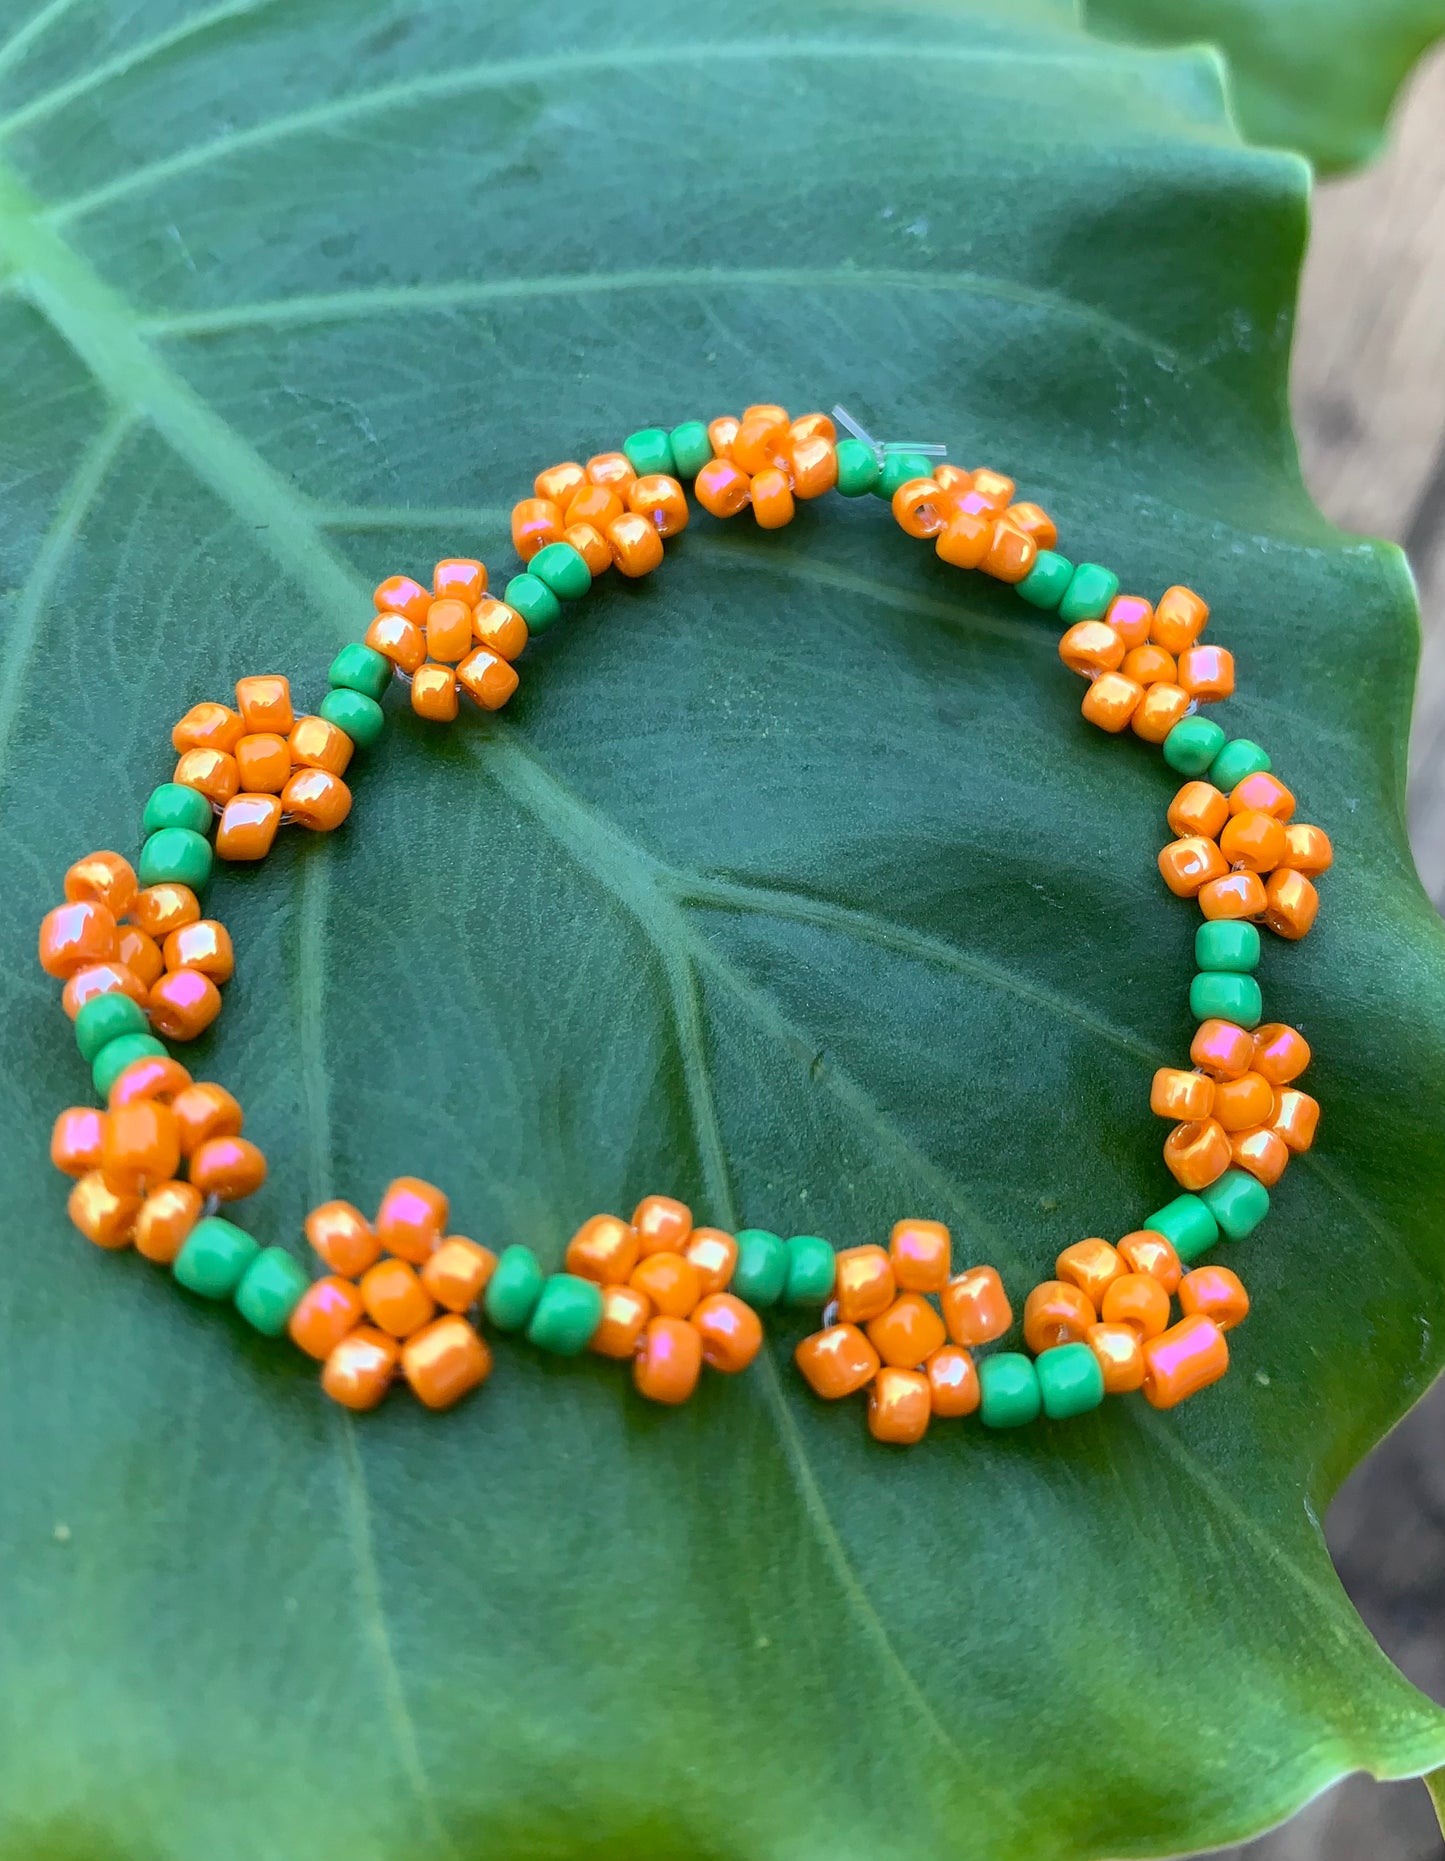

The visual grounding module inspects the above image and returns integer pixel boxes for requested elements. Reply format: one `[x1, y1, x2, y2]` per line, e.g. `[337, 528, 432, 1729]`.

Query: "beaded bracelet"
[36, 402, 1329, 1445]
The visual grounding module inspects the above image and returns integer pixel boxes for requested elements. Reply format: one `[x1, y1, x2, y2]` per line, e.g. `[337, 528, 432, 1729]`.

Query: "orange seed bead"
[935, 508, 993, 570]
[511, 497, 564, 562]
[1252, 1023, 1311, 1085]
[605, 512, 665, 576]
[980, 515, 1036, 582]
[64, 850, 136, 917]
[402, 1315, 493, 1410]
[1198, 870, 1267, 921]
[171, 1081, 243, 1155]
[1264, 868, 1319, 940]
[834, 1245, 896, 1325]
[1023, 1280, 1096, 1354]
[457, 646, 520, 712]
[1282, 823, 1332, 875]
[1055, 1237, 1126, 1308]
[1158, 836, 1228, 898]
[590, 1283, 652, 1359]
[129, 883, 200, 937]
[425, 598, 475, 665]
[1230, 771, 1296, 821]
[304, 1199, 380, 1277]
[1168, 781, 1229, 841]
[787, 412, 835, 445]
[1180, 1264, 1250, 1332]
[289, 1275, 366, 1360]
[1150, 585, 1209, 654]
[634, 1314, 703, 1403]
[784, 433, 837, 499]
[566, 1214, 641, 1286]
[289, 715, 353, 777]
[1141, 1314, 1228, 1409]
[171, 701, 243, 755]
[146, 967, 223, 1040]
[969, 467, 1015, 508]
[1178, 644, 1234, 702]
[563, 521, 612, 578]
[706, 415, 740, 459]
[892, 478, 947, 539]
[628, 474, 689, 538]
[694, 457, 752, 519]
[1213, 1071, 1274, 1133]
[632, 1194, 692, 1256]
[108, 1054, 192, 1108]
[866, 1292, 946, 1369]
[1058, 622, 1125, 678]
[410, 664, 459, 722]
[51, 1105, 108, 1176]
[39, 899, 117, 978]
[534, 462, 586, 508]
[163, 919, 234, 984]
[942, 1265, 1012, 1345]
[190, 1134, 267, 1201]
[868, 1366, 931, 1444]
[1002, 501, 1057, 550]
[1120, 643, 1175, 687]
[322, 1326, 398, 1411]
[926, 1344, 981, 1416]
[372, 575, 431, 624]
[365, 612, 427, 675]
[730, 412, 789, 476]
[683, 1228, 738, 1297]
[102, 1099, 181, 1196]
[235, 732, 292, 792]
[1270, 1087, 1320, 1153]
[564, 483, 624, 531]
[1081, 672, 1144, 733]
[360, 1257, 436, 1338]
[235, 675, 293, 735]
[585, 451, 636, 492]
[216, 793, 283, 861]
[749, 466, 795, 530]
[1131, 682, 1191, 743]
[62, 961, 147, 1019]
[116, 924, 164, 987]
[1230, 1125, 1290, 1186]
[173, 746, 239, 806]
[1191, 1018, 1256, 1079]
[68, 1171, 141, 1248]
[629, 1250, 702, 1321]
[794, 1322, 880, 1399]
[282, 768, 352, 832]
[472, 596, 529, 662]
[1105, 594, 1153, 649]
[420, 1237, 498, 1312]
[1085, 1321, 1146, 1393]
[1163, 1118, 1232, 1190]
[691, 1292, 763, 1372]
[888, 1219, 951, 1294]
[1150, 1066, 1215, 1121]
[1219, 809, 1286, 873]
[1101, 1271, 1171, 1339]
[133, 1179, 204, 1264]
[432, 557, 488, 604]
[375, 1176, 449, 1264]
[1117, 1230, 1182, 1294]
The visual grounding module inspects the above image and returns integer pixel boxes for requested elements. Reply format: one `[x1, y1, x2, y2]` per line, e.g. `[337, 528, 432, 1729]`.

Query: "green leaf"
[1085, 0, 1445, 171]
[0, 3, 1441, 1858]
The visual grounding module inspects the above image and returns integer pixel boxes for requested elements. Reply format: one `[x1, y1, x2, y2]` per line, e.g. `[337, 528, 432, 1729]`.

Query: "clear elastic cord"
[832, 404, 948, 461]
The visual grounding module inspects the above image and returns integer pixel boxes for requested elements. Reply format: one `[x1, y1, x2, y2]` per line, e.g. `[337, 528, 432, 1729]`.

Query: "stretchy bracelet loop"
[38, 401, 1328, 1442]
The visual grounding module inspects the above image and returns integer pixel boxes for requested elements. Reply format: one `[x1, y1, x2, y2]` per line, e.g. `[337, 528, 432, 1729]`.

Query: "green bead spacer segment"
[835, 439, 881, 497]
[1037, 1341, 1105, 1420]
[784, 1234, 836, 1306]
[874, 452, 932, 500]
[505, 572, 563, 634]
[484, 1245, 546, 1331]
[528, 541, 592, 602]
[1057, 562, 1120, 623]
[979, 1352, 1042, 1428]
[1195, 921, 1261, 973]
[1015, 551, 1075, 611]
[327, 641, 393, 702]
[174, 1216, 260, 1300]
[142, 782, 212, 837]
[138, 826, 213, 892]
[623, 427, 676, 478]
[320, 687, 385, 749]
[1208, 738, 1270, 793]
[75, 991, 148, 1063]
[234, 1247, 310, 1335]
[92, 1032, 167, 1099]
[1162, 717, 1226, 777]
[1198, 1169, 1269, 1240]
[731, 1229, 789, 1307]
[1189, 971, 1263, 1029]
[525, 1273, 605, 1355]
[1144, 1192, 1220, 1262]
[668, 421, 713, 480]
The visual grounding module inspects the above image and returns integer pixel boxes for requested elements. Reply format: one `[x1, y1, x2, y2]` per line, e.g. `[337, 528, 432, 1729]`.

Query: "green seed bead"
[732, 1229, 789, 1307]
[505, 572, 563, 634]
[483, 1245, 546, 1331]
[1195, 921, 1261, 973]
[835, 438, 881, 497]
[979, 1352, 1042, 1428]
[174, 1216, 260, 1300]
[668, 421, 713, 480]
[327, 641, 393, 702]
[320, 687, 385, 749]
[623, 427, 676, 478]
[1162, 716, 1227, 777]
[92, 1032, 167, 1099]
[234, 1247, 310, 1336]
[1015, 550, 1075, 611]
[1143, 1192, 1220, 1262]
[1198, 1169, 1269, 1240]
[1058, 562, 1121, 623]
[75, 991, 148, 1063]
[1036, 1341, 1105, 1420]
[528, 541, 592, 602]
[784, 1234, 836, 1306]
[1189, 971, 1263, 1029]
[1208, 738, 1271, 793]
[525, 1273, 605, 1355]
[138, 826, 212, 892]
[874, 451, 932, 500]
[142, 782, 212, 836]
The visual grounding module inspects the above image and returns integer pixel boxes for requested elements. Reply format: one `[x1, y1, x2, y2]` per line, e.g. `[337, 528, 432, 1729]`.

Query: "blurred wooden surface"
[1208, 45, 1445, 1861]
